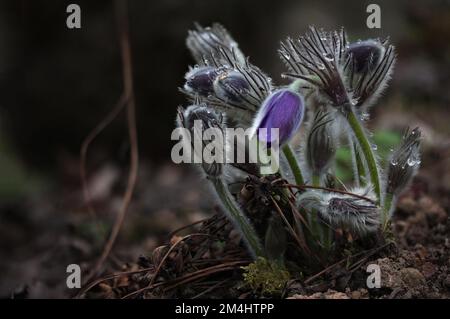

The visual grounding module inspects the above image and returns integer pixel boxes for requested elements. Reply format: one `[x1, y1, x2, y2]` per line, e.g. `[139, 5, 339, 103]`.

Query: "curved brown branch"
[80, 94, 127, 229]
[87, 0, 139, 282]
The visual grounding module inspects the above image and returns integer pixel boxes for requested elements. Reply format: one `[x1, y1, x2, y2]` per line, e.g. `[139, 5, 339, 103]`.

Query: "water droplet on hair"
[323, 52, 334, 62]
[371, 144, 378, 150]
[360, 112, 370, 121]
[407, 156, 421, 166]
[317, 62, 326, 70]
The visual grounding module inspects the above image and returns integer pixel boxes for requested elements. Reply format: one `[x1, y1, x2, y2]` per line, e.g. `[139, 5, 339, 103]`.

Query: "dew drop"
[407, 158, 416, 166]
[323, 52, 334, 62]
[371, 143, 378, 150]
[360, 112, 370, 121]
[317, 62, 326, 70]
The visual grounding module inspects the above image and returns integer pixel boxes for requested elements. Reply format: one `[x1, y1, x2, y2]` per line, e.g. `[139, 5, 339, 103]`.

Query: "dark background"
[0, 0, 449, 297]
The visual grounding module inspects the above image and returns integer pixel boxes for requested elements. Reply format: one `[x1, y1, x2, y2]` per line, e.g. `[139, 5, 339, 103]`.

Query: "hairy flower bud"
[176, 104, 225, 177]
[182, 41, 273, 128]
[299, 185, 380, 235]
[213, 69, 250, 103]
[250, 88, 305, 146]
[186, 23, 245, 65]
[184, 66, 220, 97]
[346, 40, 395, 110]
[279, 27, 350, 107]
[346, 39, 384, 73]
[306, 109, 337, 176]
[386, 127, 421, 196]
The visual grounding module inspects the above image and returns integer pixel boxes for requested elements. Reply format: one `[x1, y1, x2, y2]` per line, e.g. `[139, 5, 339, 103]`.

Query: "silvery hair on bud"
[176, 103, 226, 178]
[344, 38, 396, 112]
[298, 185, 380, 235]
[186, 23, 245, 66]
[305, 108, 338, 177]
[386, 127, 421, 196]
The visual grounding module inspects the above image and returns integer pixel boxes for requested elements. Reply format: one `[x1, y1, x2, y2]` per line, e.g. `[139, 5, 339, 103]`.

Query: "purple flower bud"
[213, 70, 250, 103]
[251, 89, 305, 146]
[347, 40, 384, 73]
[184, 66, 219, 96]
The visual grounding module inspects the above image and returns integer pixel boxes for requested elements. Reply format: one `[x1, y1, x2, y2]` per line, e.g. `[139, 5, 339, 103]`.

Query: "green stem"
[212, 178, 264, 258]
[311, 174, 332, 250]
[309, 174, 321, 235]
[282, 144, 305, 186]
[349, 133, 366, 187]
[382, 192, 394, 229]
[346, 111, 381, 204]
[312, 174, 320, 186]
[354, 146, 366, 186]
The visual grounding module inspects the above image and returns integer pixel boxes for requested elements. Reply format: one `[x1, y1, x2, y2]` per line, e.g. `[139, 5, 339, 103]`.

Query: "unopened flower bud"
[250, 88, 305, 146]
[386, 127, 421, 196]
[186, 23, 245, 65]
[299, 185, 380, 235]
[306, 109, 337, 175]
[184, 66, 220, 97]
[176, 104, 225, 177]
[213, 70, 250, 103]
[347, 39, 384, 73]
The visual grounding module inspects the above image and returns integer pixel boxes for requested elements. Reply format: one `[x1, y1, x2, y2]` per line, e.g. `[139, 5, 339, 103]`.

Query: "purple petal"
[256, 89, 304, 146]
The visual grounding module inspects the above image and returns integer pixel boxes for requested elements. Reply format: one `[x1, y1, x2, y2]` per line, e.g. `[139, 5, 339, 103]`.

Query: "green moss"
[242, 257, 290, 295]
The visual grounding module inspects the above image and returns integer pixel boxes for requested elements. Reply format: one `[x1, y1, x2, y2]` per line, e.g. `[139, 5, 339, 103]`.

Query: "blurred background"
[0, 0, 449, 298]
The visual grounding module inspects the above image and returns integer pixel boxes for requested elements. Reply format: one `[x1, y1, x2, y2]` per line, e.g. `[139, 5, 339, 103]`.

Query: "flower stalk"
[282, 144, 304, 186]
[346, 109, 381, 204]
[211, 177, 264, 258]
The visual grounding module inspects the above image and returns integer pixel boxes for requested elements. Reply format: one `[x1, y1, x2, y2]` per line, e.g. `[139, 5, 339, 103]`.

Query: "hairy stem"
[382, 192, 394, 229]
[346, 110, 381, 204]
[348, 133, 366, 187]
[354, 145, 366, 186]
[309, 174, 321, 236]
[212, 178, 264, 258]
[282, 144, 305, 186]
[310, 174, 332, 251]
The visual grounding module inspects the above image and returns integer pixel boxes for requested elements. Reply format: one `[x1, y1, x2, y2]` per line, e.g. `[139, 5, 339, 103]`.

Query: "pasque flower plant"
[175, 23, 421, 272]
